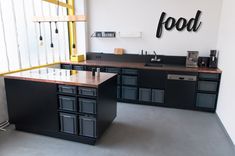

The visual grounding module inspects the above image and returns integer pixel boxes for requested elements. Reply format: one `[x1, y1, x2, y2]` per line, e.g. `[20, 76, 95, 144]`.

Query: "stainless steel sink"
[144, 63, 164, 67]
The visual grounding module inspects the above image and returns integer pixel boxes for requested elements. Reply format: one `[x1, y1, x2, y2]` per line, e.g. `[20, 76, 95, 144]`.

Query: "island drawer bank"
[60, 53, 222, 113]
[4, 68, 117, 145]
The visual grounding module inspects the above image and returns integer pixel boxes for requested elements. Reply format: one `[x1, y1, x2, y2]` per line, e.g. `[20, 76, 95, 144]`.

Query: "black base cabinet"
[5, 77, 117, 145]
[61, 63, 221, 113]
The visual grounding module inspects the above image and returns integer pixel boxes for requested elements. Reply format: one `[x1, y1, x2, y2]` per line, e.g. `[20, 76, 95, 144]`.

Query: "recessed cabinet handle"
[62, 115, 73, 118]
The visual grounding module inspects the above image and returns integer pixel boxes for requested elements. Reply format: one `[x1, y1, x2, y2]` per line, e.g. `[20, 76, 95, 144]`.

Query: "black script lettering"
[176, 18, 187, 31]
[187, 10, 202, 32]
[156, 12, 166, 38]
[165, 17, 176, 30]
[156, 10, 202, 38]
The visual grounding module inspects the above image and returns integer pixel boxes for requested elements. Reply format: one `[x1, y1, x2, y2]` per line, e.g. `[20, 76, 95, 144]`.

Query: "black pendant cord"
[72, 21, 76, 49]
[55, 0, 59, 34]
[39, 22, 43, 41]
[49, 22, 54, 48]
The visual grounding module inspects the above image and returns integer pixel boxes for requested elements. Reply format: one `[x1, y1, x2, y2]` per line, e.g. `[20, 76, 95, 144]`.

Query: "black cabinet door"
[139, 70, 166, 89]
[5, 79, 59, 133]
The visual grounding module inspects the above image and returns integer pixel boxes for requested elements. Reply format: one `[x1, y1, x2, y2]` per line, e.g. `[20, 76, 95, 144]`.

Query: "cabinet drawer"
[59, 96, 77, 112]
[79, 98, 96, 114]
[199, 73, 220, 80]
[122, 75, 137, 86]
[60, 113, 77, 134]
[198, 81, 218, 92]
[73, 65, 85, 71]
[196, 93, 217, 109]
[139, 88, 151, 102]
[58, 85, 77, 94]
[152, 89, 164, 103]
[61, 64, 72, 70]
[106, 67, 121, 74]
[122, 68, 138, 75]
[122, 86, 137, 100]
[79, 116, 96, 138]
[78, 87, 97, 97]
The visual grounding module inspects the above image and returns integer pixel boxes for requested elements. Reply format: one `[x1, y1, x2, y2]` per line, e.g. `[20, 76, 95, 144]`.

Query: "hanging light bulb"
[38, 22, 43, 46]
[49, 22, 54, 48]
[55, 22, 59, 34]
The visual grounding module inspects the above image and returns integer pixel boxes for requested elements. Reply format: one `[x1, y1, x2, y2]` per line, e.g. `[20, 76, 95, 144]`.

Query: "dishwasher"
[165, 74, 197, 109]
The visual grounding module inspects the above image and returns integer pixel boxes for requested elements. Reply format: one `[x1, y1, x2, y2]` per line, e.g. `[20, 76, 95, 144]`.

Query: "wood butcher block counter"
[62, 60, 222, 74]
[4, 67, 117, 145]
[4, 67, 116, 88]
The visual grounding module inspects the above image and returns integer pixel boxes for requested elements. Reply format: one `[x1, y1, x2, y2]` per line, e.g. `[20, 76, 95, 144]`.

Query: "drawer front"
[79, 98, 96, 114]
[78, 87, 97, 97]
[106, 67, 120, 74]
[196, 93, 217, 109]
[198, 81, 218, 92]
[122, 68, 138, 75]
[139, 88, 151, 102]
[122, 75, 138, 86]
[60, 113, 77, 134]
[79, 116, 97, 138]
[59, 96, 77, 112]
[152, 89, 164, 103]
[199, 73, 220, 80]
[61, 64, 72, 70]
[58, 85, 77, 94]
[122, 86, 137, 100]
[73, 65, 85, 71]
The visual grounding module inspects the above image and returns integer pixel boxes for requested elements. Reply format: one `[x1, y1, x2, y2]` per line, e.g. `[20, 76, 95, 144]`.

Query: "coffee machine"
[186, 51, 199, 68]
[209, 50, 218, 68]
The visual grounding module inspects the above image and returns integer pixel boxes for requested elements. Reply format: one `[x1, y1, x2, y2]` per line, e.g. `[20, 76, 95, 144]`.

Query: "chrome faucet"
[151, 51, 161, 62]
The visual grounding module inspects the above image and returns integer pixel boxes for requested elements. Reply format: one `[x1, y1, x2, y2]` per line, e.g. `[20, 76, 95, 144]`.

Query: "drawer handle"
[60, 86, 75, 90]
[82, 118, 95, 121]
[62, 115, 74, 118]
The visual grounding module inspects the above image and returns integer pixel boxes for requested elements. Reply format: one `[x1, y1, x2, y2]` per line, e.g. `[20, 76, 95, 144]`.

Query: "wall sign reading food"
[156, 10, 202, 38]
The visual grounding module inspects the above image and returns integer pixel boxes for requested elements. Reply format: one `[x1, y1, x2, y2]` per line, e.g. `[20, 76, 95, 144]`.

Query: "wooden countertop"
[62, 60, 222, 74]
[4, 68, 116, 88]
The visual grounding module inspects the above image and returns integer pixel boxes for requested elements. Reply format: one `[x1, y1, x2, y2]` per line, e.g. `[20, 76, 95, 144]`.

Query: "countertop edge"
[61, 61, 222, 74]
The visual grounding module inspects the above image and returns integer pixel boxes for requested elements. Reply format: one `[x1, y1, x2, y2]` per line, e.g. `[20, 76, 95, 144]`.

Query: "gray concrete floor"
[0, 103, 234, 156]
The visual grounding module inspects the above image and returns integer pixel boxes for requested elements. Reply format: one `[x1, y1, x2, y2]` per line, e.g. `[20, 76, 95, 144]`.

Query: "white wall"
[216, 0, 235, 145]
[88, 0, 222, 56]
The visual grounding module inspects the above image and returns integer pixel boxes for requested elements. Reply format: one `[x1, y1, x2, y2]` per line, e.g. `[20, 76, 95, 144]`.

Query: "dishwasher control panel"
[167, 74, 197, 81]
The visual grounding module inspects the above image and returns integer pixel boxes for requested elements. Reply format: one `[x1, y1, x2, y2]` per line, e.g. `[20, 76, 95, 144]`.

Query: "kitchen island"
[4, 68, 117, 145]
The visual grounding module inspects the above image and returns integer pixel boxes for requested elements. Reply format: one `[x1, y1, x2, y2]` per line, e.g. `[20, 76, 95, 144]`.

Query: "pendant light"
[38, 22, 43, 46]
[49, 22, 54, 48]
[72, 21, 76, 55]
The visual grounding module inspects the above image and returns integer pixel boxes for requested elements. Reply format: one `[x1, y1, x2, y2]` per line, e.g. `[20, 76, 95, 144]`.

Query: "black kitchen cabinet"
[5, 79, 59, 133]
[60, 63, 221, 112]
[139, 70, 166, 89]
[195, 73, 220, 112]
[5, 76, 117, 145]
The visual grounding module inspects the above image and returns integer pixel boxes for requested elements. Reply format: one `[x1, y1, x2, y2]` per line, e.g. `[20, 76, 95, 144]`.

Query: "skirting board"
[215, 113, 235, 151]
